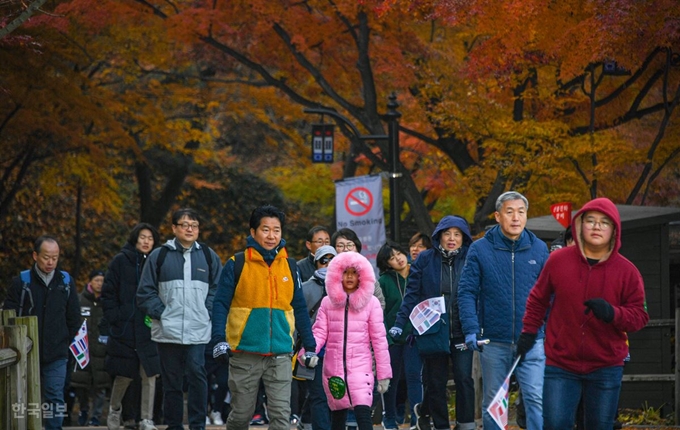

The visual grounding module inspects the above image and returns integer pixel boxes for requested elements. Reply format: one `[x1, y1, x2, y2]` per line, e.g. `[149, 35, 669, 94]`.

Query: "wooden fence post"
[7, 324, 28, 430]
[12, 316, 40, 430]
[0, 309, 17, 428]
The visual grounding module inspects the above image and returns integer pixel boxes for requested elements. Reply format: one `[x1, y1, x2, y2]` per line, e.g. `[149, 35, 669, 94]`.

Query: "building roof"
[526, 205, 680, 240]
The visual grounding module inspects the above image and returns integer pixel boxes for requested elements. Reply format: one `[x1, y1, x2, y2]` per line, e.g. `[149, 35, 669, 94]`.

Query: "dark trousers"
[331, 405, 372, 430]
[304, 356, 331, 430]
[158, 343, 207, 430]
[421, 340, 475, 430]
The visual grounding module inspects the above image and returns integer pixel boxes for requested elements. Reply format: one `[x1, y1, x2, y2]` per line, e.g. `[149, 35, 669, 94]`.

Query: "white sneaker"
[139, 419, 157, 430]
[207, 415, 212, 425]
[211, 411, 224, 425]
[107, 407, 121, 430]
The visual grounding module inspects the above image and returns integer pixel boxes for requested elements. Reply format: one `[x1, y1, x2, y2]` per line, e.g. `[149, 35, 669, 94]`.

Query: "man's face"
[172, 216, 200, 248]
[33, 240, 59, 274]
[581, 211, 614, 249]
[494, 199, 527, 241]
[439, 227, 464, 251]
[251, 216, 282, 251]
[306, 231, 330, 255]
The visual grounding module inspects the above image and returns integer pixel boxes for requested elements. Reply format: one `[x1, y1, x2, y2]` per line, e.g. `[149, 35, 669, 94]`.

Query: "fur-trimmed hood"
[325, 252, 376, 311]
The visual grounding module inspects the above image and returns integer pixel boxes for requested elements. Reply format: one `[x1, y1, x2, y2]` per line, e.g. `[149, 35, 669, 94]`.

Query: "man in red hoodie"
[518, 198, 649, 429]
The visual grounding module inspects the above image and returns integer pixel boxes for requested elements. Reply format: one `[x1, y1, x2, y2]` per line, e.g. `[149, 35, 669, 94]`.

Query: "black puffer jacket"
[70, 288, 111, 389]
[101, 243, 160, 379]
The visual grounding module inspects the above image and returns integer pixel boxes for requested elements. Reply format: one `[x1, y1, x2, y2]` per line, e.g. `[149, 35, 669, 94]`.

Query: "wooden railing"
[0, 310, 41, 430]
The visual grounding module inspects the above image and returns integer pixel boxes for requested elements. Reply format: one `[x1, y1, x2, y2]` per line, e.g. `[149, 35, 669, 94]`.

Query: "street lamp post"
[304, 93, 402, 242]
[386, 93, 402, 243]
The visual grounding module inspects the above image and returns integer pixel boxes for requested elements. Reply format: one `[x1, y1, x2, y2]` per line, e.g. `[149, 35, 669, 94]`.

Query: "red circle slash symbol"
[345, 187, 373, 216]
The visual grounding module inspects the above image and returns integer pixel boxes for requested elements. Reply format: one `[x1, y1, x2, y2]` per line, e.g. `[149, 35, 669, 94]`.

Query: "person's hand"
[213, 341, 233, 363]
[465, 333, 482, 352]
[388, 326, 403, 339]
[303, 352, 319, 368]
[516, 332, 537, 360]
[377, 379, 390, 394]
[584, 298, 614, 323]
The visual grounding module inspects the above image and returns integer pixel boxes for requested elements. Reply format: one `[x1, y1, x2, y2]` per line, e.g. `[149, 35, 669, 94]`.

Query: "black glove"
[584, 298, 614, 323]
[516, 332, 537, 359]
[213, 341, 233, 363]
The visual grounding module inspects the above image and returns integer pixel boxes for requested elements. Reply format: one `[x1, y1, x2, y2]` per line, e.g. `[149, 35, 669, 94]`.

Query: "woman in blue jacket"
[390, 216, 475, 430]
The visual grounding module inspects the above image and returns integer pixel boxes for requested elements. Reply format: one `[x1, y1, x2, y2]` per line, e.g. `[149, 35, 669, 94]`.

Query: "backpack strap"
[198, 242, 214, 285]
[155, 247, 170, 282]
[19, 270, 31, 317]
[233, 252, 245, 285]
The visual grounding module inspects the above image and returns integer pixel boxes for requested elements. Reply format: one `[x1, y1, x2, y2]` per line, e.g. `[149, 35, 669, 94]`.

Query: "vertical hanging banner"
[550, 202, 573, 228]
[335, 175, 386, 274]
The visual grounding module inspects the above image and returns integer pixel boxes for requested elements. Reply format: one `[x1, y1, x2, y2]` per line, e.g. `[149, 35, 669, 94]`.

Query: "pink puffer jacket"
[311, 252, 392, 410]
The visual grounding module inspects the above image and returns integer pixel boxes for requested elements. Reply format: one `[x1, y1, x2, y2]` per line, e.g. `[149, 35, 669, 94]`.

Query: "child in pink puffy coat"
[308, 251, 392, 430]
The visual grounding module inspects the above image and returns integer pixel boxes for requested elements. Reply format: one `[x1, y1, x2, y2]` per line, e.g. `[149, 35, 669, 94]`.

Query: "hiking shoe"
[139, 419, 157, 430]
[210, 411, 224, 425]
[250, 414, 268, 425]
[89, 416, 101, 426]
[414, 403, 431, 430]
[78, 411, 89, 426]
[107, 407, 121, 430]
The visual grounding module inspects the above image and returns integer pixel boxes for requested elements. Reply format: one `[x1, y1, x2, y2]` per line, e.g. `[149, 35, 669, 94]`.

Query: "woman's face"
[388, 250, 408, 272]
[136, 229, 155, 254]
[409, 239, 427, 261]
[342, 267, 359, 292]
[440, 227, 464, 251]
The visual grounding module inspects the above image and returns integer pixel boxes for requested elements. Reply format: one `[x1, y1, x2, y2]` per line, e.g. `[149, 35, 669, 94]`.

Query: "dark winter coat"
[395, 216, 472, 341]
[4, 267, 82, 364]
[70, 288, 111, 389]
[101, 243, 160, 379]
[458, 224, 549, 343]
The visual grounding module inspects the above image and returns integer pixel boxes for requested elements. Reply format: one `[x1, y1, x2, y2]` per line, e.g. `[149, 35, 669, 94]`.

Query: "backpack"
[18, 269, 71, 317]
[155, 242, 214, 284]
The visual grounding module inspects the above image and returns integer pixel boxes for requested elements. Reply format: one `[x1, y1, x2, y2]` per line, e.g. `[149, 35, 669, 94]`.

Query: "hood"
[325, 252, 376, 311]
[572, 197, 621, 259]
[432, 215, 473, 245]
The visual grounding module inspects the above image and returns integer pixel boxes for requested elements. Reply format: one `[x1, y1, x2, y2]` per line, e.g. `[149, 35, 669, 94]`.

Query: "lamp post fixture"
[304, 93, 402, 242]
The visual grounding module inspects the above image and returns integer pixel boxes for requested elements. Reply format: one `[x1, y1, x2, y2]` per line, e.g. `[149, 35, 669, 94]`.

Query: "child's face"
[342, 267, 359, 292]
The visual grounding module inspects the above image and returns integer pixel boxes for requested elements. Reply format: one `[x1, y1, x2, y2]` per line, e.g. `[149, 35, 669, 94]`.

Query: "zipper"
[343, 296, 352, 405]
[511, 246, 516, 344]
[269, 264, 274, 354]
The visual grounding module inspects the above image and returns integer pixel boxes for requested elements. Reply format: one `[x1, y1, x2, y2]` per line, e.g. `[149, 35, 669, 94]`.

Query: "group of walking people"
[2, 191, 649, 430]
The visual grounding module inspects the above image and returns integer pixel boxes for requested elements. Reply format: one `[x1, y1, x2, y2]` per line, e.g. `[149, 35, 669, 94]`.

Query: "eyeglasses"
[583, 219, 612, 231]
[318, 256, 334, 265]
[175, 222, 200, 230]
[335, 242, 355, 251]
[311, 239, 331, 246]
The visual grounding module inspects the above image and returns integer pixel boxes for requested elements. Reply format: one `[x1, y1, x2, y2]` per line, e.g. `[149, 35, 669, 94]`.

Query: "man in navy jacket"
[458, 191, 549, 430]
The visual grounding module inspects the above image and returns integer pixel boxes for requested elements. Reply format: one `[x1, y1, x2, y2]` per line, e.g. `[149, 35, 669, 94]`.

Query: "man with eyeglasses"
[521, 198, 648, 429]
[297, 226, 331, 282]
[137, 208, 223, 430]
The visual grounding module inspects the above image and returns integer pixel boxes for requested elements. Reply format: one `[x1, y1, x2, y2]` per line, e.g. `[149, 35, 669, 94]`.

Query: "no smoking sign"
[344, 187, 373, 216]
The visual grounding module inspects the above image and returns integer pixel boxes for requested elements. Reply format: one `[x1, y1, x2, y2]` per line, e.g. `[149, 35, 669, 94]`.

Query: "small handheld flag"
[69, 320, 90, 369]
[487, 356, 521, 429]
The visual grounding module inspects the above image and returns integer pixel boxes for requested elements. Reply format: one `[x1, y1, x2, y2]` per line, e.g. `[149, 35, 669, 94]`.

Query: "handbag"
[415, 312, 450, 355]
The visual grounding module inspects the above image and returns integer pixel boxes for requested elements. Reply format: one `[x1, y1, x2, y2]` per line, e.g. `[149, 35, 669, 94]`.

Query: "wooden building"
[526, 205, 680, 415]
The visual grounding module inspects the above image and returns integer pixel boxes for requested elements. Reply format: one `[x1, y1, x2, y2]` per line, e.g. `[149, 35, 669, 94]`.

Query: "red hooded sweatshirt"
[522, 197, 649, 374]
